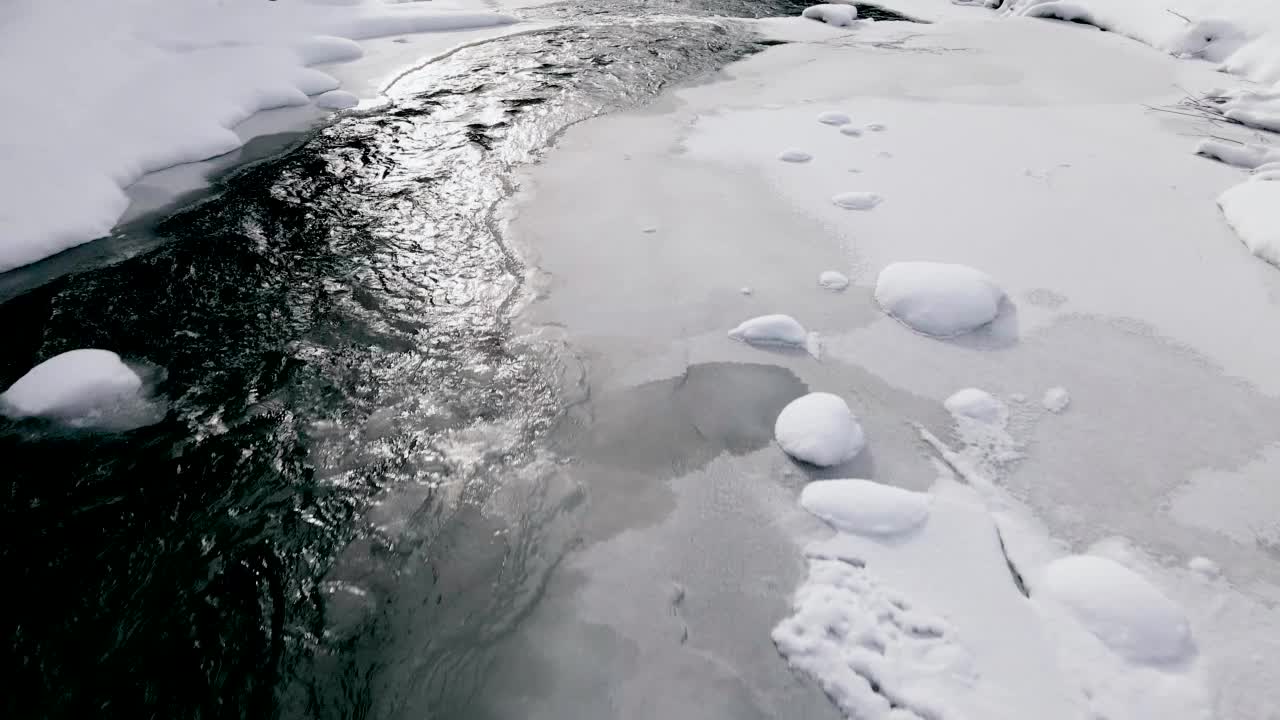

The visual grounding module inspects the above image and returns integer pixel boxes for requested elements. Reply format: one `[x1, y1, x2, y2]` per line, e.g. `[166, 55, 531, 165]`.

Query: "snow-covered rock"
[818, 270, 850, 291]
[831, 192, 882, 210]
[817, 110, 852, 126]
[800, 479, 930, 536]
[1042, 386, 1071, 413]
[874, 262, 1005, 337]
[1, 349, 142, 421]
[778, 149, 814, 163]
[944, 388, 1006, 425]
[1039, 555, 1194, 664]
[802, 4, 859, 27]
[728, 314, 811, 349]
[775, 392, 866, 467]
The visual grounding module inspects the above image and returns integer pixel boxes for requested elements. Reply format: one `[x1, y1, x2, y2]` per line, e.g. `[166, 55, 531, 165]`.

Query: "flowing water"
[0, 4, 914, 720]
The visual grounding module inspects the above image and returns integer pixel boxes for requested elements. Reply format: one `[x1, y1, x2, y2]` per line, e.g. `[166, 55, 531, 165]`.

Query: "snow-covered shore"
[0, 0, 517, 273]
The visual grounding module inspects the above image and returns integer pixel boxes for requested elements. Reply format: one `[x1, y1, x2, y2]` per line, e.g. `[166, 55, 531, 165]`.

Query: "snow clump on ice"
[802, 4, 858, 27]
[778, 149, 814, 163]
[839, 126, 863, 137]
[818, 271, 850, 291]
[775, 392, 866, 467]
[944, 388, 1006, 425]
[1, 349, 143, 423]
[816, 111, 852, 126]
[1042, 386, 1071, 413]
[831, 192, 882, 210]
[1039, 555, 1194, 664]
[874, 262, 1005, 337]
[800, 479, 930, 536]
[728, 314, 811, 348]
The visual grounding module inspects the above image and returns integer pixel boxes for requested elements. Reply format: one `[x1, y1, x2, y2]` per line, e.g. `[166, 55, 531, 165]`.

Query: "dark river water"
[0, 4, 912, 720]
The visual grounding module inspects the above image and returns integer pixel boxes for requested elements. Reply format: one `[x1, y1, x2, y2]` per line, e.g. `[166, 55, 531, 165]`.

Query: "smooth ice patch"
[775, 392, 866, 467]
[874, 262, 1005, 337]
[817, 110, 852, 126]
[779, 149, 814, 163]
[818, 270, 850, 291]
[1, 349, 143, 422]
[944, 388, 1006, 425]
[1042, 387, 1071, 413]
[800, 479, 930, 536]
[728, 314, 810, 348]
[315, 90, 360, 110]
[831, 192, 882, 210]
[1039, 555, 1193, 664]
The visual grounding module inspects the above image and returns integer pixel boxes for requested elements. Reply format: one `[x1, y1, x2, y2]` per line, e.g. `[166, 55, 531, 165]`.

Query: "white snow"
[818, 270, 850, 291]
[800, 479, 930, 536]
[774, 392, 866, 467]
[1187, 556, 1220, 578]
[1039, 555, 1194, 665]
[1, 349, 142, 422]
[0, 0, 516, 272]
[865, 122, 886, 132]
[802, 5, 859, 28]
[1195, 139, 1280, 169]
[817, 111, 852, 126]
[1042, 386, 1071, 413]
[779, 149, 814, 163]
[830, 192, 882, 210]
[944, 388, 1006, 425]
[315, 89, 360, 110]
[838, 126, 863, 137]
[1218, 176, 1280, 267]
[874, 262, 1005, 338]
[727, 313, 813, 351]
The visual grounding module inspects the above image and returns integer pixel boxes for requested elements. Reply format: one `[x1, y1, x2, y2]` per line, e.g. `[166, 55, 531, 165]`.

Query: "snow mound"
[2, 349, 142, 422]
[817, 111, 852, 126]
[1040, 555, 1194, 664]
[800, 479, 930, 536]
[315, 90, 360, 110]
[1042, 386, 1071, 413]
[1187, 556, 1220, 578]
[802, 4, 859, 27]
[944, 388, 1006, 425]
[838, 126, 863, 137]
[728, 313, 813, 349]
[874, 262, 1005, 337]
[831, 192, 882, 210]
[865, 123, 886, 132]
[775, 392, 866, 467]
[779, 149, 814, 163]
[1196, 139, 1280, 169]
[1218, 175, 1280, 267]
[818, 270, 850, 291]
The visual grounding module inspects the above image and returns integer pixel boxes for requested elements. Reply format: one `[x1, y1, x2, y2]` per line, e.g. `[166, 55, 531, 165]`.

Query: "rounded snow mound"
[1042, 386, 1070, 413]
[874, 262, 1005, 337]
[802, 4, 858, 27]
[944, 388, 1006, 425]
[2, 349, 143, 422]
[775, 392, 865, 467]
[818, 270, 849, 291]
[817, 110, 852, 126]
[779, 149, 813, 163]
[800, 479, 929, 536]
[1040, 555, 1193, 664]
[832, 192, 882, 210]
[316, 90, 360, 110]
[729, 314, 810, 348]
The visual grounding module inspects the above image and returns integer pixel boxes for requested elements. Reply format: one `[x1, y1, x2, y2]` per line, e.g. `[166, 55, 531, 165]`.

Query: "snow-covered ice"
[874, 262, 1005, 338]
[944, 388, 1006, 425]
[315, 89, 360, 110]
[728, 313, 813, 352]
[818, 270, 850, 291]
[838, 126, 863, 137]
[1042, 386, 1071, 413]
[817, 111, 852, 126]
[801, 5, 858, 28]
[1, 349, 142, 422]
[830, 192, 882, 210]
[778, 149, 814, 163]
[800, 479, 930, 536]
[1039, 554, 1194, 665]
[774, 392, 866, 467]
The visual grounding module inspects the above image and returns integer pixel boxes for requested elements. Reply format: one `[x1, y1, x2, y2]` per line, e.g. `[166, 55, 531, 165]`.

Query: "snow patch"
[728, 314, 817, 356]
[831, 192, 883, 210]
[800, 479, 930, 536]
[774, 392, 866, 467]
[802, 4, 859, 28]
[1041, 386, 1071, 413]
[944, 388, 1006, 425]
[1, 349, 146, 425]
[1039, 555, 1194, 665]
[817, 110, 852, 126]
[1218, 177, 1280, 267]
[818, 270, 850, 291]
[779, 149, 814, 163]
[874, 262, 1005, 338]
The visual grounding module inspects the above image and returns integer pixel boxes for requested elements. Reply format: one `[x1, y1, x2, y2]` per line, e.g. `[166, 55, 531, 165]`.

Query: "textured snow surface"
[774, 392, 865, 467]
[0, 0, 515, 272]
[944, 388, 1005, 425]
[874, 262, 1004, 337]
[1039, 555, 1194, 664]
[800, 479, 930, 536]
[1, 349, 142, 420]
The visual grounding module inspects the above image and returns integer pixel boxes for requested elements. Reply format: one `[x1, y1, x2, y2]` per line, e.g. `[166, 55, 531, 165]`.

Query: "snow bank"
[775, 392, 866, 467]
[944, 387, 1006, 425]
[818, 270, 850, 291]
[1039, 555, 1194, 664]
[1, 349, 142, 422]
[1218, 173, 1280, 267]
[874, 262, 1005, 337]
[802, 5, 859, 28]
[0, 0, 516, 272]
[801, 479, 930, 536]
[728, 313, 818, 355]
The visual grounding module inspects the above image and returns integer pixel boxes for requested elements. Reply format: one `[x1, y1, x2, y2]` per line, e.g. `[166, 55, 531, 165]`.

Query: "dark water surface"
[0, 3, 913, 720]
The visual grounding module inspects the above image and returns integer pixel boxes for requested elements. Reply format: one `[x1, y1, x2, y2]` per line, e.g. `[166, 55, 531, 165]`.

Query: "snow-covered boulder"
[818, 270, 850, 291]
[944, 388, 1006, 425]
[774, 392, 865, 466]
[802, 4, 858, 27]
[874, 262, 1005, 337]
[800, 479, 930, 536]
[1040, 555, 1193, 664]
[1, 349, 142, 422]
